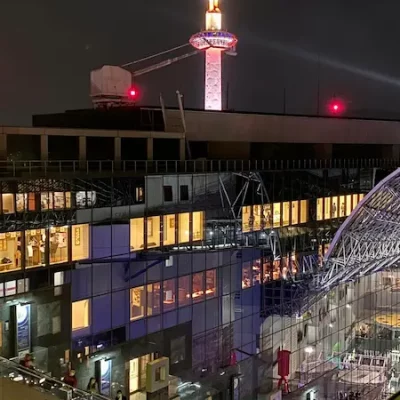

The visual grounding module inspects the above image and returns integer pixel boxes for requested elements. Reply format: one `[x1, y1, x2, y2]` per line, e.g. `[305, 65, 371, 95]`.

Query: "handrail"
[0, 158, 397, 177]
[0, 356, 110, 400]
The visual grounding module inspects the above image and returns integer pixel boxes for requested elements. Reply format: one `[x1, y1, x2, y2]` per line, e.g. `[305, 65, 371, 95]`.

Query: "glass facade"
[0, 167, 395, 399]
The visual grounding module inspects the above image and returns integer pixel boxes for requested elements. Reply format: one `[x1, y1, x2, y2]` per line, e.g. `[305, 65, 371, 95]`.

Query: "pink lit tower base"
[190, 0, 238, 111]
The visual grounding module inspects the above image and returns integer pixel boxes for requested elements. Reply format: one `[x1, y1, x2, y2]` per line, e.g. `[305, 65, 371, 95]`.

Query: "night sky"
[1, 0, 400, 125]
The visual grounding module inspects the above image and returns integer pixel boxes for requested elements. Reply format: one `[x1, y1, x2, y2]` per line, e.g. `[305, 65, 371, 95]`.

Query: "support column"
[79, 136, 86, 169]
[147, 138, 154, 161]
[0, 134, 7, 161]
[114, 137, 121, 169]
[313, 143, 333, 159]
[382, 144, 400, 160]
[40, 135, 48, 161]
[179, 138, 186, 161]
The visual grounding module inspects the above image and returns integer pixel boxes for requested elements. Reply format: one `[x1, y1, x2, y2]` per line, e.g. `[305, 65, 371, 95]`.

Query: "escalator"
[0, 356, 109, 400]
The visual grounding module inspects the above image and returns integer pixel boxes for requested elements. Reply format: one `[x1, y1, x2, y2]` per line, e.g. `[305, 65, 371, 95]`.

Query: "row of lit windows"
[0, 224, 89, 273]
[130, 211, 204, 250]
[242, 194, 365, 232]
[241, 245, 334, 288]
[241, 256, 299, 288]
[0, 191, 98, 213]
[71, 270, 217, 331]
[242, 200, 309, 232]
[316, 194, 364, 221]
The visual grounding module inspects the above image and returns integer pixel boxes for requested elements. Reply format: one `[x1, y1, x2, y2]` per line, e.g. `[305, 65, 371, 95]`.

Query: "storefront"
[128, 353, 154, 398]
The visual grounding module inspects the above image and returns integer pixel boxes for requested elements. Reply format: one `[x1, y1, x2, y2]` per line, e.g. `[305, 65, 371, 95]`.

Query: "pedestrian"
[63, 368, 77, 388]
[115, 389, 127, 400]
[87, 377, 99, 393]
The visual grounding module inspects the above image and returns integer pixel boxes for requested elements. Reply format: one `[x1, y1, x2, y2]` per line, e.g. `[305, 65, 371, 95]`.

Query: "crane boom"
[131, 51, 199, 77]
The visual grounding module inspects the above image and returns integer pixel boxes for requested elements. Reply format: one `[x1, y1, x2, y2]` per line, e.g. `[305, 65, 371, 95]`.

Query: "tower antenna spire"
[190, 0, 237, 111]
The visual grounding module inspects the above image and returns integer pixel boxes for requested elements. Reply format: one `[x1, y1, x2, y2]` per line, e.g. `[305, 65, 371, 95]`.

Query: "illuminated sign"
[15, 304, 31, 357]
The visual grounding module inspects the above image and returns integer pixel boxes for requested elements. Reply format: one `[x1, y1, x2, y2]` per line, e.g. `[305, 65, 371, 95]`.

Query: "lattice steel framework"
[320, 168, 400, 289]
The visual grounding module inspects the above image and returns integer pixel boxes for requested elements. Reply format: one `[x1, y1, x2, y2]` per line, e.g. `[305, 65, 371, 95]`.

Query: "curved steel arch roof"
[321, 168, 400, 289]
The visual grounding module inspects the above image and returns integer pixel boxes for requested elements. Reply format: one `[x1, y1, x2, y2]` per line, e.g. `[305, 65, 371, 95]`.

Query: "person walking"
[87, 377, 99, 393]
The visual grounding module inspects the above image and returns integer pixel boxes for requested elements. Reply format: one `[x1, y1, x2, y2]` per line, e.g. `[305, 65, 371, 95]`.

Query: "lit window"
[324, 198, 331, 220]
[242, 262, 251, 289]
[49, 226, 69, 265]
[192, 211, 204, 241]
[130, 286, 145, 320]
[282, 202, 290, 226]
[65, 192, 71, 208]
[28, 193, 36, 211]
[25, 229, 46, 268]
[41, 192, 53, 210]
[300, 200, 308, 223]
[339, 196, 346, 217]
[16, 194, 27, 212]
[76, 191, 96, 208]
[72, 224, 90, 261]
[262, 204, 272, 229]
[178, 276, 191, 307]
[316, 198, 323, 221]
[331, 196, 338, 219]
[54, 192, 67, 209]
[0, 232, 22, 273]
[291, 201, 299, 225]
[346, 195, 352, 216]
[252, 261, 261, 285]
[135, 187, 144, 202]
[163, 214, 176, 246]
[163, 279, 176, 311]
[72, 299, 90, 331]
[242, 206, 252, 232]
[262, 259, 272, 283]
[147, 216, 160, 249]
[273, 203, 281, 228]
[192, 272, 204, 303]
[206, 270, 217, 298]
[178, 213, 190, 244]
[2, 194, 15, 214]
[130, 218, 144, 250]
[147, 283, 161, 316]
[352, 194, 358, 211]
[253, 205, 261, 231]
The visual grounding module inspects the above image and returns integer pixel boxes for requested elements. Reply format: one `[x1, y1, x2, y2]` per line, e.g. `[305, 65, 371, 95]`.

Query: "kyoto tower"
[190, 0, 238, 111]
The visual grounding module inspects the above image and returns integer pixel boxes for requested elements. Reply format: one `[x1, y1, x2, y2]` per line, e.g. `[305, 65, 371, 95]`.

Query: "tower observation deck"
[190, 0, 237, 111]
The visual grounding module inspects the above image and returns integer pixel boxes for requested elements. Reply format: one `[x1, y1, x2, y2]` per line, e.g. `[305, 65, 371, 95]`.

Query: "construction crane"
[90, 42, 236, 108]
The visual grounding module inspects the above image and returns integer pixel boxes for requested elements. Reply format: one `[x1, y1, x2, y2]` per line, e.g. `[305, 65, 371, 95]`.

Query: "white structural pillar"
[205, 48, 222, 111]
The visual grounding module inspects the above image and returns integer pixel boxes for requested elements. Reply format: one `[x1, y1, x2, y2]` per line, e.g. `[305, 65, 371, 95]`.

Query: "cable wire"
[121, 43, 190, 68]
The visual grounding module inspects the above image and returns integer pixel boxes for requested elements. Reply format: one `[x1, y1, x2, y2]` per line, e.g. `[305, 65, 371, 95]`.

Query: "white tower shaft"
[205, 48, 222, 110]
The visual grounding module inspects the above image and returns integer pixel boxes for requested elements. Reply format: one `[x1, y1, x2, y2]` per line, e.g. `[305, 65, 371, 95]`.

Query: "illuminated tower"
[190, 0, 237, 111]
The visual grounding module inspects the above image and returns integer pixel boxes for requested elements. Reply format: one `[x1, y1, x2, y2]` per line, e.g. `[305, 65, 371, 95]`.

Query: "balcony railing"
[0, 158, 398, 177]
[0, 355, 109, 400]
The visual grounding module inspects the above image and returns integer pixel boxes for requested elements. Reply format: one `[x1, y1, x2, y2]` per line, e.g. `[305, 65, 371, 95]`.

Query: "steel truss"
[0, 177, 137, 230]
[218, 171, 283, 264]
[320, 168, 400, 290]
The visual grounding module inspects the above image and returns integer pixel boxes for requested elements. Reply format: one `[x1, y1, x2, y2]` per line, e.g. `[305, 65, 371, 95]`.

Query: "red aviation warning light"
[327, 97, 346, 116]
[128, 87, 138, 99]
